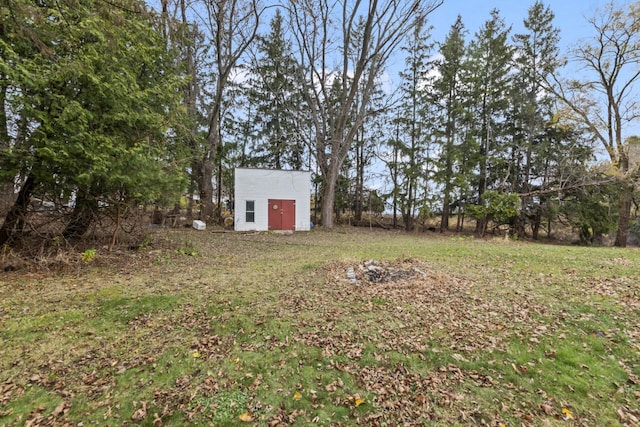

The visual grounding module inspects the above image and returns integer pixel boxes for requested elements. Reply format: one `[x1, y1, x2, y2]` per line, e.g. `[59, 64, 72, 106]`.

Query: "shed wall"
[234, 168, 311, 231]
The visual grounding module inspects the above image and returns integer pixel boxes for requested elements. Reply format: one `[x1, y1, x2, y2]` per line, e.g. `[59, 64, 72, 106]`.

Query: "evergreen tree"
[0, 0, 185, 244]
[247, 9, 306, 170]
[510, 1, 561, 237]
[432, 16, 468, 232]
[395, 16, 434, 231]
[465, 9, 514, 236]
[350, 77, 386, 223]
[380, 115, 403, 228]
[536, 116, 596, 238]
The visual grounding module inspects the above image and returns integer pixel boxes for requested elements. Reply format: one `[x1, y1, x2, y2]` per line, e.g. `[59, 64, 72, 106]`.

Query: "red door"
[268, 199, 296, 230]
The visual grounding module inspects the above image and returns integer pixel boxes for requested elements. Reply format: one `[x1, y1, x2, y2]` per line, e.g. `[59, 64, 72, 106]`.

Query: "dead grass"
[0, 227, 639, 426]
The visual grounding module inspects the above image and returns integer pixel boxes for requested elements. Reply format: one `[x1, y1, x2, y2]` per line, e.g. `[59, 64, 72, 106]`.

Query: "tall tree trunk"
[179, 0, 198, 223]
[198, 0, 260, 224]
[63, 191, 97, 239]
[320, 167, 338, 228]
[614, 153, 632, 247]
[456, 210, 464, 231]
[201, 91, 222, 223]
[476, 111, 489, 236]
[1, 69, 14, 215]
[440, 127, 453, 233]
[354, 137, 364, 223]
[200, 157, 214, 221]
[440, 194, 450, 232]
[614, 183, 633, 247]
[392, 132, 399, 229]
[403, 180, 414, 231]
[109, 203, 121, 251]
[0, 182, 13, 216]
[216, 150, 223, 223]
[0, 175, 37, 245]
[440, 143, 453, 232]
[186, 174, 196, 221]
[531, 204, 541, 240]
[514, 196, 528, 238]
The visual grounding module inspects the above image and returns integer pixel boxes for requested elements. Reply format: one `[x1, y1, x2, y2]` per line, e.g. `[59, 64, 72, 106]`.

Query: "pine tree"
[395, 16, 434, 231]
[247, 9, 306, 170]
[465, 9, 514, 236]
[351, 79, 386, 223]
[380, 115, 403, 228]
[162, 0, 208, 221]
[510, 1, 561, 237]
[432, 16, 467, 232]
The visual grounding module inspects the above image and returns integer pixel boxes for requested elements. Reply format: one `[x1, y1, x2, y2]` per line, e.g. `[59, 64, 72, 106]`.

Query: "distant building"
[234, 168, 311, 232]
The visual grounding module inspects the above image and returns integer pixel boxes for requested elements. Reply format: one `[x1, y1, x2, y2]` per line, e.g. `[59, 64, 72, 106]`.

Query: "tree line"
[1, 0, 639, 247]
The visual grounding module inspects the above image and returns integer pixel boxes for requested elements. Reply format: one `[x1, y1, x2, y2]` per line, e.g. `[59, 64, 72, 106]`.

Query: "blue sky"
[377, 0, 624, 91]
[427, 0, 618, 50]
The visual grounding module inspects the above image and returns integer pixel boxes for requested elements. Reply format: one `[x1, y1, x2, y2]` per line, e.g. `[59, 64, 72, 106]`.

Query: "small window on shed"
[246, 200, 255, 223]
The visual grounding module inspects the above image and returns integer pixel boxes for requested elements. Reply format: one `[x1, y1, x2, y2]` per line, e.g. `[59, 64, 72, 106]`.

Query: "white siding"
[234, 168, 311, 231]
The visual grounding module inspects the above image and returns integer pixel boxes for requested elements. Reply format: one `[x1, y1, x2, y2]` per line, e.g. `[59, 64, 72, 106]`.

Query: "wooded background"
[1, 0, 639, 247]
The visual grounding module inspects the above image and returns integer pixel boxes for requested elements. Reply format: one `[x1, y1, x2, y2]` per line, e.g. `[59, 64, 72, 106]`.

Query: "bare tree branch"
[542, 1, 640, 246]
[286, 0, 442, 227]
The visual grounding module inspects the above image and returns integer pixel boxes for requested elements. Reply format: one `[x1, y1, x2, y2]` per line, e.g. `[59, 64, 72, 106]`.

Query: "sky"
[373, 0, 629, 93]
[426, 0, 619, 50]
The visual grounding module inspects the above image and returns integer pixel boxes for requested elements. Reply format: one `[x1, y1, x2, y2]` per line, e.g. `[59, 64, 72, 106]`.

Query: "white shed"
[234, 168, 311, 232]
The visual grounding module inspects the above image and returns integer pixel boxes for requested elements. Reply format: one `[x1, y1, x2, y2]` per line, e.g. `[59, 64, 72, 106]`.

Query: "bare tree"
[287, 0, 442, 228]
[543, 2, 640, 246]
[199, 0, 262, 222]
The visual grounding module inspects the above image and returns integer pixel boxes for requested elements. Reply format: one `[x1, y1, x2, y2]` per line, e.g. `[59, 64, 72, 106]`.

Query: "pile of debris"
[346, 259, 425, 284]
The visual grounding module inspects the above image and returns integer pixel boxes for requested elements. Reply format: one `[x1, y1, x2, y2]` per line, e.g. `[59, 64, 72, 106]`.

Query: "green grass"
[97, 294, 179, 323]
[0, 228, 638, 425]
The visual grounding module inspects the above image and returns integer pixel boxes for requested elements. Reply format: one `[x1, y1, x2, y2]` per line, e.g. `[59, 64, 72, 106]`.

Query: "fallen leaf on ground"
[540, 403, 554, 415]
[51, 401, 68, 417]
[562, 407, 574, 420]
[131, 401, 147, 421]
[239, 412, 253, 422]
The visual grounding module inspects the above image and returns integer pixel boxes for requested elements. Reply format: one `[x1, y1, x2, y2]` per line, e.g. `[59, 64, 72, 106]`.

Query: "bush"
[467, 191, 521, 229]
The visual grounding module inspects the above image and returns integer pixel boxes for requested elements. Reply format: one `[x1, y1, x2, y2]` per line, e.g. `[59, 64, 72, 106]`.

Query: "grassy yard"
[1, 228, 639, 426]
